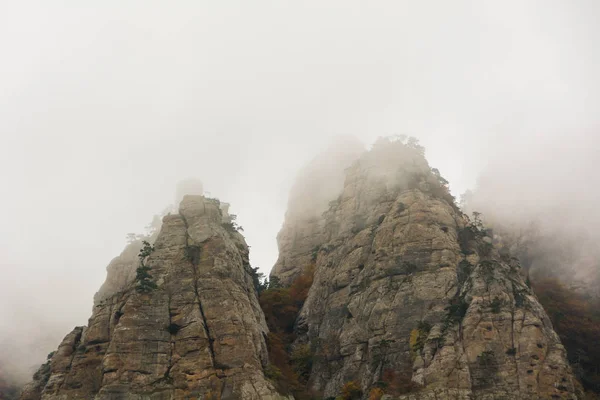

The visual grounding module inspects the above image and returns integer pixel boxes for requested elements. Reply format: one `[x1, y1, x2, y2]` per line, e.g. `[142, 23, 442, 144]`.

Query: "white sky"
[1, 0, 599, 381]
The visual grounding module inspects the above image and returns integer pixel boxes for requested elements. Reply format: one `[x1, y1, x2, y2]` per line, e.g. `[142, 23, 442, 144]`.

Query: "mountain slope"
[272, 137, 578, 399]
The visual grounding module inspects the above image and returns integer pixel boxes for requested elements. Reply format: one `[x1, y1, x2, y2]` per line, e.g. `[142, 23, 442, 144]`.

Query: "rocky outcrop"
[273, 137, 579, 399]
[271, 136, 364, 285]
[21, 138, 581, 400]
[22, 196, 287, 400]
[93, 242, 142, 305]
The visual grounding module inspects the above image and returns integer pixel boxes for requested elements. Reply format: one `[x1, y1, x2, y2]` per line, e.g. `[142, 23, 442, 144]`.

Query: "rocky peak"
[271, 136, 364, 285]
[273, 137, 579, 399]
[19, 139, 581, 400]
[21, 195, 287, 400]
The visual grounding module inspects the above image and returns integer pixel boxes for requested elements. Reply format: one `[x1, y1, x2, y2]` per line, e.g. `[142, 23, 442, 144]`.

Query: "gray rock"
[22, 196, 288, 400]
[274, 139, 579, 399]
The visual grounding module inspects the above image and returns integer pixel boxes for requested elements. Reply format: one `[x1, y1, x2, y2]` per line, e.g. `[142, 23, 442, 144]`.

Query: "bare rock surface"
[21, 138, 580, 400]
[22, 196, 287, 400]
[271, 136, 364, 285]
[273, 138, 579, 399]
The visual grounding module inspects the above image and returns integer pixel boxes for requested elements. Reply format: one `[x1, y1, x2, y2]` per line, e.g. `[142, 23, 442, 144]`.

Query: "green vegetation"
[442, 294, 470, 335]
[410, 321, 432, 354]
[222, 213, 244, 233]
[264, 363, 283, 381]
[480, 260, 496, 285]
[126, 207, 170, 244]
[513, 289, 526, 308]
[248, 265, 269, 293]
[457, 260, 473, 285]
[490, 297, 503, 313]
[290, 344, 313, 382]
[311, 245, 321, 261]
[135, 241, 157, 293]
[457, 211, 494, 256]
[431, 167, 449, 186]
[446, 296, 469, 324]
[477, 350, 495, 366]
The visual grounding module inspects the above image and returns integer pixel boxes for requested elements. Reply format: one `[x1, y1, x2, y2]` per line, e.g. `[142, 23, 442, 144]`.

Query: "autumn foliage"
[380, 368, 418, 395]
[340, 381, 362, 399]
[259, 264, 315, 398]
[367, 387, 385, 400]
[533, 278, 600, 394]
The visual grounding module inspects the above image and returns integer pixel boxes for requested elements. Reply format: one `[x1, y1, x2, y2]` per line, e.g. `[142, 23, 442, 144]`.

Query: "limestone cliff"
[20, 137, 581, 400]
[273, 137, 579, 399]
[21, 196, 286, 400]
[271, 136, 364, 285]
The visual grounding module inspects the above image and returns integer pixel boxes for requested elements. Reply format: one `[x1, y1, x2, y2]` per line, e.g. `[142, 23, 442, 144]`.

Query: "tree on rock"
[136, 241, 157, 293]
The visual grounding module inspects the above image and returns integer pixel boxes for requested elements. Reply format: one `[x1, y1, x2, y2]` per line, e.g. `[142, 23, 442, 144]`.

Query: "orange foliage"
[260, 263, 315, 334]
[340, 381, 362, 399]
[259, 264, 315, 399]
[260, 288, 298, 333]
[289, 263, 315, 307]
[381, 368, 418, 395]
[368, 387, 385, 400]
[533, 278, 600, 394]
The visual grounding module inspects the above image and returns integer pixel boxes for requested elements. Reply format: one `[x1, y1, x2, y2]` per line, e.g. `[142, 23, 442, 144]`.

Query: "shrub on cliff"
[135, 241, 157, 293]
[222, 213, 244, 233]
[339, 381, 362, 399]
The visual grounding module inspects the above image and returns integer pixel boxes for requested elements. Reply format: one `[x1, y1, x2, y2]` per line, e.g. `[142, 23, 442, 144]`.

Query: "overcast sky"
[1, 0, 599, 382]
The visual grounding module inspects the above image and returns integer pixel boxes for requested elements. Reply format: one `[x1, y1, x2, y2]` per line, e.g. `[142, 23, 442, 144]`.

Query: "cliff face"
[273, 138, 579, 399]
[20, 138, 580, 400]
[271, 137, 364, 285]
[21, 196, 287, 400]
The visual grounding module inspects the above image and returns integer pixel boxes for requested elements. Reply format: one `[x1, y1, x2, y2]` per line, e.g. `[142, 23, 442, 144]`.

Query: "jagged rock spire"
[21, 195, 288, 400]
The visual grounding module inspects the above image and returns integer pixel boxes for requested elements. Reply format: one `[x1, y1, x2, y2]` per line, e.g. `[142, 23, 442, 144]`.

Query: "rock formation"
[271, 136, 364, 285]
[21, 195, 287, 400]
[272, 137, 579, 399]
[21, 137, 581, 400]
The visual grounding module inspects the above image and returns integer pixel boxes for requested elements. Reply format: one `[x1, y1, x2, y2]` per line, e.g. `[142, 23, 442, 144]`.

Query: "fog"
[462, 129, 600, 283]
[1, 0, 599, 385]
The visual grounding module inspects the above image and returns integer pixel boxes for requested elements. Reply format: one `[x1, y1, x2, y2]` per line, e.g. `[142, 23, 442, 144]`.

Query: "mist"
[462, 129, 600, 284]
[1, 0, 599, 385]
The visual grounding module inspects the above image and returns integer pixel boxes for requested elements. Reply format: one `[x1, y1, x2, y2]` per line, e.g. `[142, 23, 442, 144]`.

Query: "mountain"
[271, 136, 364, 286]
[20, 137, 580, 399]
[269, 137, 579, 399]
[20, 196, 288, 400]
